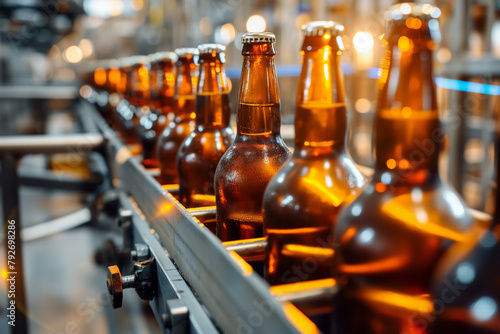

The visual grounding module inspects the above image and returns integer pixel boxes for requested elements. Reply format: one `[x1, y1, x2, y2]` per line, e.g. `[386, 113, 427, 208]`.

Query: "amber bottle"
[139, 52, 177, 169]
[177, 44, 234, 207]
[263, 22, 366, 286]
[157, 48, 198, 184]
[429, 136, 499, 333]
[116, 56, 145, 145]
[215, 32, 292, 241]
[333, 4, 477, 333]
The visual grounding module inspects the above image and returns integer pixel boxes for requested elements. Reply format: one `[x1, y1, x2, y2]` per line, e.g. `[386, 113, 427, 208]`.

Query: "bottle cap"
[301, 21, 344, 37]
[134, 55, 149, 65]
[149, 51, 177, 63]
[385, 3, 441, 21]
[241, 32, 276, 44]
[197, 43, 226, 54]
[174, 48, 199, 57]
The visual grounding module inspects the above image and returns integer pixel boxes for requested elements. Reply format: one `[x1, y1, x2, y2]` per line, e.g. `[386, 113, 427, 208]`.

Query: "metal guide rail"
[81, 100, 330, 334]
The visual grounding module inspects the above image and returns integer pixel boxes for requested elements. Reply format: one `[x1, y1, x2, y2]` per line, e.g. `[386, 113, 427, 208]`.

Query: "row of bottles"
[83, 3, 499, 333]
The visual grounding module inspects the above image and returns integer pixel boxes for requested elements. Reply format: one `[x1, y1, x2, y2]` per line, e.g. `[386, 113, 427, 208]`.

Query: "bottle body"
[157, 49, 198, 184]
[178, 45, 234, 207]
[215, 33, 291, 241]
[216, 129, 291, 241]
[333, 5, 476, 333]
[140, 53, 176, 169]
[178, 93, 234, 207]
[263, 22, 366, 285]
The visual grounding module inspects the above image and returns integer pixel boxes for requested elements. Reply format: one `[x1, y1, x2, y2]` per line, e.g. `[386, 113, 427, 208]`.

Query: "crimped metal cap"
[301, 21, 344, 37]
[241, 32, 276, 44]
[134, 55, 149, 65]
[149, 51, 178, 63]
[174, 48, 199, 57]
[385, 3, 441, 21]
[197, 43, 226, 54]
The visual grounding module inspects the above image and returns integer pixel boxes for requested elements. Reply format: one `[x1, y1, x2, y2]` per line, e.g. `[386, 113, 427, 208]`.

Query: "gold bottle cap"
[197, 43, 226, 54]
[385, 3, 441, 21]
[241, 32, 276, 44]
[301, 21, 344, 37]
[174, 48, 199, 57]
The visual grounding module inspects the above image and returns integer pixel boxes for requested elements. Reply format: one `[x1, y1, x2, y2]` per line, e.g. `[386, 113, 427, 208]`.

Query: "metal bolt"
[118, 209, 133, 227]
[131, 243, 150, 261]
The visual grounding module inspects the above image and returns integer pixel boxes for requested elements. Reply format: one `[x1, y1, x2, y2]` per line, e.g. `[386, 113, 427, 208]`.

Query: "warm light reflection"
[246, 15, 266, 32]
[282, 302, 320, 334]
[64, 46, 83, 63]
[130, 0, 143, 11]
[78, 39, 93, 57]
[281, 244, 334, 259]
[400, 3, 412, 15]
[229, 251, 253, 277]
[340, 254, 409, 274]
[302, 177, 343, 207]
[1, 268, 7, 279]
[270, 278, 336, 296]
[398, 36, 412, 52]
[109, 0, 124, 16]
[375, 182, 387, 193]
[199, 16, 212, 35]
[405, 17, 422, 30]
[94, 67, 106, 86]
[357, 288, 433, 314]
[220, 23, 236, 44]
[381, 195, 469, 242]
[79, 85, 93, 98]
[401, 106, 412, 118]
[386, 158, 397, 169]
[353, 32, 374, 52]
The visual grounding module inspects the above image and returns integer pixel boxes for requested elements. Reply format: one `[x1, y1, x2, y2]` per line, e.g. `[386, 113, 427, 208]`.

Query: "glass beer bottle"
[157, 48, 198, 184]
[333, 3, 477, 333]
[139, 52, 177, 169]
[429, 134, 500, 333]
[263, 21, 367, 286]
[215, 32, 292, 241]
[177, 44, 234, 207]
[117, 56, 142, 145]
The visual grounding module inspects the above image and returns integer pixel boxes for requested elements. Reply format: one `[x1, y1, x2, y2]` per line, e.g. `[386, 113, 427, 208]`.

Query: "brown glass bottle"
[263, 22, 367, 286]
[215, 32, 292, 242]
[429, 134, 499, 333]
[116, 56, 143, 145]
[157, 48, 198, 184]
[333, 4, 478, 333]
[177, 44, 234, 207]
[139, 52, 177, 169]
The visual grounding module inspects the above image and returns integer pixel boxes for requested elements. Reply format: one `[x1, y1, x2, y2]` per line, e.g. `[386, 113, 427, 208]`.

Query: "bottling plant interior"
[0, 0, 500, 333]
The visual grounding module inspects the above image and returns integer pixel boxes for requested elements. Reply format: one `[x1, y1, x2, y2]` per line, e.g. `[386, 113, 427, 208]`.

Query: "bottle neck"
[130, 64, 150, 107]
[196, 57, 230, 129]
[374, 22, 439, 183]
[174, 59, 197, 120]
[237, 44, 281, 136]
[295, 39, 347, 153]
[159, 62, 175, 115]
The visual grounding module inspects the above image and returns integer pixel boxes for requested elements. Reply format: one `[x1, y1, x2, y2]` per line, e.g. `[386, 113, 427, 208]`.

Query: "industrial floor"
[0, 154, 161, 334]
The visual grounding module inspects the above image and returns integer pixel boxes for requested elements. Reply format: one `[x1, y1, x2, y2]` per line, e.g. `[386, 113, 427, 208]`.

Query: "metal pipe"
[223, 237, 266, 262]
[187, 206, 216, 220]
[271, 278, 339, 316]
[0, 133, 103, 154]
